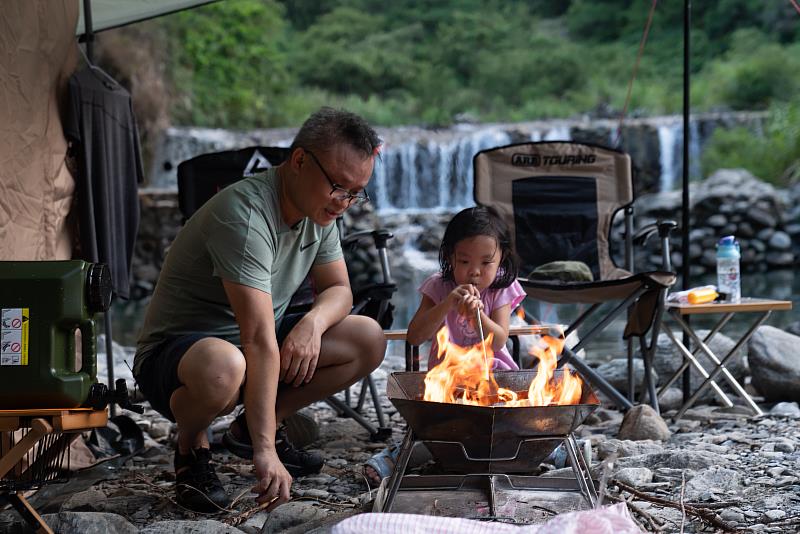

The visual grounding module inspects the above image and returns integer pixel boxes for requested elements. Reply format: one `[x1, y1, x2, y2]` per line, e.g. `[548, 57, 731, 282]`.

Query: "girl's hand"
[452, 285, 483, 316]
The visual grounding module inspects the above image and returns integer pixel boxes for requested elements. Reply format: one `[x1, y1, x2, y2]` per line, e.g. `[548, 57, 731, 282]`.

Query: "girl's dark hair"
[439, 205, 519, 289]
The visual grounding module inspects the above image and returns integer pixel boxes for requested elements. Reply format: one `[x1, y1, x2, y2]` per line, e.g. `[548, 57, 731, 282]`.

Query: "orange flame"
[422, 326, 583, 407]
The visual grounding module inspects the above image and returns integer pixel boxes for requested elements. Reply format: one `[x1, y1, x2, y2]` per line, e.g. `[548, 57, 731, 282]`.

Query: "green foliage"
[693, 30, 800, 111]
[701, 102, 800, 185]
[158, 0, 800, 140]
[164, 0, 291, 128]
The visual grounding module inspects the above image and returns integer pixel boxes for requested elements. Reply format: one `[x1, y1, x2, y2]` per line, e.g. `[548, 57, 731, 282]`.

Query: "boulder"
[749, 326, 800, 402]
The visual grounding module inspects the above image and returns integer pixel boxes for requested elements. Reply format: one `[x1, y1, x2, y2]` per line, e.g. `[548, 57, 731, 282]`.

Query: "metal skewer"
[476, 307, 490, 380]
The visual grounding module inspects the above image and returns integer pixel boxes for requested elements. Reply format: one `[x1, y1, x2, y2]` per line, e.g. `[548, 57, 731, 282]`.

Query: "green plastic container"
[0, 260, 111, 409]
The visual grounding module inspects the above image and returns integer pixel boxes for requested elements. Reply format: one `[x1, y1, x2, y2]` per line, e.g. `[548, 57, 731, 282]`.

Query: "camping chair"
[176, 146, 394, 440]
[473, 141, 676, 411]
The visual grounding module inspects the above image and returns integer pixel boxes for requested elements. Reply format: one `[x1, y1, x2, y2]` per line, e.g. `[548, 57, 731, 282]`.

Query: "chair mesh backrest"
[177, 146, 291, 220]
[473, 141, 633, 281]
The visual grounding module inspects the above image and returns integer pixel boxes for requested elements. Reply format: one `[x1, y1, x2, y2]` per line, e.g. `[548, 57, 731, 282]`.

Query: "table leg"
[672, 312, 766, 415]
[660, 323, 734, 408]
[2, 492, 54, 534]
[674, 312, 770, 419]
[659, 312, 734, 393]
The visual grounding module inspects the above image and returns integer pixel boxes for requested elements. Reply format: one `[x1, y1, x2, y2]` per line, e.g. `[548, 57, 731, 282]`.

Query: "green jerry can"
[0, 260, 112, 409]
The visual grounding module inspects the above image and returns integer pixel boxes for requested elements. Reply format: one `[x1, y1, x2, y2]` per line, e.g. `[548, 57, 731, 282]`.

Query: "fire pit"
[388, 369, 599, 473]
[375, 369, 600, 515]
[374, 327, 601, 516]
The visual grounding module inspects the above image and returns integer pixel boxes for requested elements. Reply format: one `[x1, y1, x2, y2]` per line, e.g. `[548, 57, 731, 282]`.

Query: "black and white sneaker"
[223, 411, 324, 477]
[275, 424, 324, 477]
[174, 447, 230, 513]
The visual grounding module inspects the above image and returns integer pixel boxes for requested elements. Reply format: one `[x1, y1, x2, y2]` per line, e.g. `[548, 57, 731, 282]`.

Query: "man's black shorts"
[134, 313, 305, 422]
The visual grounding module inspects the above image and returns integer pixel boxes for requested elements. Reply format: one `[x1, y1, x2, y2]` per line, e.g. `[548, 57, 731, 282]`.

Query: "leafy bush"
[164, 0, 291, 128]
[701, 101, 800, 185]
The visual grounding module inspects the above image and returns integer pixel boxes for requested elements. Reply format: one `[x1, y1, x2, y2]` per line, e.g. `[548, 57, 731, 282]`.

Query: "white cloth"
[331, 503, 642, 534]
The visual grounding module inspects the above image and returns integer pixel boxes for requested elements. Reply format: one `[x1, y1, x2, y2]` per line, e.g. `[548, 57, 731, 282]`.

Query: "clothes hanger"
[77, 43, 120, 89]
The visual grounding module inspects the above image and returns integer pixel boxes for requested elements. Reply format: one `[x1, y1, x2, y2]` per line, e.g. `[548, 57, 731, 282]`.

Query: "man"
[133, 107, 387, 513]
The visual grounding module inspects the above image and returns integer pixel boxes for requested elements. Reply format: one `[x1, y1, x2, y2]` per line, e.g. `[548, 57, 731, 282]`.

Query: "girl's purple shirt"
[418, 272, 526, 371]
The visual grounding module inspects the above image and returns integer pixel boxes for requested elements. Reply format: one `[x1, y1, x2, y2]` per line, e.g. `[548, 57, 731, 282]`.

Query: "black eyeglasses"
[304, 149, 370, 205]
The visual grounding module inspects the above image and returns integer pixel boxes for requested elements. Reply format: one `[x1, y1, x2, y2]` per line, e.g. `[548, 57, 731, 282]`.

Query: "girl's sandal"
[363, 443, 401, 488]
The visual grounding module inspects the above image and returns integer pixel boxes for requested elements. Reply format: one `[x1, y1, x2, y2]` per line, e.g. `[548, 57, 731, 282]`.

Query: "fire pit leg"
[564, 433, 597, 507]
[377, 428, 416, 513]
[487, 475, 497, 517]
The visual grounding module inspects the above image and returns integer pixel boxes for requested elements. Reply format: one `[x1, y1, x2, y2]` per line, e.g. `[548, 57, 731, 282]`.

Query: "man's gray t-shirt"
[134, 167, 342, 375]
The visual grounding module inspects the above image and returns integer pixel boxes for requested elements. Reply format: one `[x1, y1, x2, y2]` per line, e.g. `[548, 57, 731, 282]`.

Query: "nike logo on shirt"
[300, 240, 318, 251]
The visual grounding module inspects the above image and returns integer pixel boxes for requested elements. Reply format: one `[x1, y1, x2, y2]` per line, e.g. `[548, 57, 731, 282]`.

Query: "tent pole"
[83, 0, 94, 62]
[681, 0, 692, 402]
[82, 0, 116, 416]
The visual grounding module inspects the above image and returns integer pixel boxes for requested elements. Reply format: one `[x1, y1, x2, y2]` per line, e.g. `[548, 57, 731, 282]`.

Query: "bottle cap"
[717, 235, 738, 248]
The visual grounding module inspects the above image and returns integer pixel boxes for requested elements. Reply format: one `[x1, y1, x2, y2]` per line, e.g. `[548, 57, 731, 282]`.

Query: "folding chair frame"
[473, 141, 677, 411]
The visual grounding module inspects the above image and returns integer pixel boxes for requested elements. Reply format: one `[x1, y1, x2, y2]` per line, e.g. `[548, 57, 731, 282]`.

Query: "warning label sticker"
[1, 308, 29, 366]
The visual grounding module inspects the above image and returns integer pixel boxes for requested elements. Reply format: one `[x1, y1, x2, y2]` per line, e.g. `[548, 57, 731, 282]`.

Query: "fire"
[423, 326, 583, 407]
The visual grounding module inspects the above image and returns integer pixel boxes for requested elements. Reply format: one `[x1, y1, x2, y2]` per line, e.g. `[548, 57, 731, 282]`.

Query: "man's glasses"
[304, 149, 370, 205]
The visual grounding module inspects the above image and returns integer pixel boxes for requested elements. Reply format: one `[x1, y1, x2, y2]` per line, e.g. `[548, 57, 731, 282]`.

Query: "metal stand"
[659, 299, 791, 420]
[374, 429, 597, 516]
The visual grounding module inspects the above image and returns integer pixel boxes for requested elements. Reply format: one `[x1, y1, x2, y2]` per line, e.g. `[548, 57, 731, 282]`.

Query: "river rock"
[261, 501, 332, 533]
[42, 512, 137, 534]
[749, 326, 800, 402]
[141, 520, 243, 533]
[617, 404, 671, 441]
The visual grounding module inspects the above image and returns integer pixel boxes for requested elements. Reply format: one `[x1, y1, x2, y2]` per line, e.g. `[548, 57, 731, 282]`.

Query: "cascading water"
[148, 112, 767, 211]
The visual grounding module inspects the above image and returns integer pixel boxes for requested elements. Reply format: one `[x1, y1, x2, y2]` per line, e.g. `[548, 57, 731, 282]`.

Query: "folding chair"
[176, 146, 394, 440]
[473, 141, 676, 411]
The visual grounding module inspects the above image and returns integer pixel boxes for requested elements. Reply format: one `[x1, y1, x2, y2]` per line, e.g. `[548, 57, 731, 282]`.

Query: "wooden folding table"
[0, 408, 108, 533]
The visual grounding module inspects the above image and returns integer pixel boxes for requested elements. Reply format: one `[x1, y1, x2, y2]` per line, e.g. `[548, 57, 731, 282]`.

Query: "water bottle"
[716, 236, 741, 303]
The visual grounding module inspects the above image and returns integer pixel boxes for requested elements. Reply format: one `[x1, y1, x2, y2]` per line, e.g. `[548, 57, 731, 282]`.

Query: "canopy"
[76, 0, 217, 36]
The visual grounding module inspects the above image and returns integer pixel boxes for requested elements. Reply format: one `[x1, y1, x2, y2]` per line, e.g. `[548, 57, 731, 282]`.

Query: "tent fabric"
[64, 66, 143, 299]
[0, 0, 79, 260]
[76, 0, 219, 36]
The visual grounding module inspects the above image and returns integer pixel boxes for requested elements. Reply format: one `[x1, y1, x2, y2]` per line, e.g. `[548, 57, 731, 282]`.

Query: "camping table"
[0, 408, 108, 534]
[658, 298, 792, 420]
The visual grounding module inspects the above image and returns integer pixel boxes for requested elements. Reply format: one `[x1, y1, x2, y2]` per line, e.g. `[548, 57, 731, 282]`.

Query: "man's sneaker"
[174, 447, 230, 513]
[223, 411, 324, 477]
[275, 424, 324, 477]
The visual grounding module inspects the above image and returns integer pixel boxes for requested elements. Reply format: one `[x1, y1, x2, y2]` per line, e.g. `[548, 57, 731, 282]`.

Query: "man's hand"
[279, 317, 322, 386]
[252, 449, 292, 510]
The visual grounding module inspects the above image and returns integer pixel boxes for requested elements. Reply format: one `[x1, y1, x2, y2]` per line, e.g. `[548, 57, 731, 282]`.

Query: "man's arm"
[221, 279, 291, 507]
[280, 258, 352, 386]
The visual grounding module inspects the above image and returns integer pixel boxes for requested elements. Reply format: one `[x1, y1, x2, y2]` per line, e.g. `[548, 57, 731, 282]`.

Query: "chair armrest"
[633, 220, 678, 247]
[341, 229, 394, 251]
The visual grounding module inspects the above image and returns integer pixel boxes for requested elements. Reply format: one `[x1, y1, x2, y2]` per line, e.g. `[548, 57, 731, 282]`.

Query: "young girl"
[364, 206, 525, 486]
[407, 205, 525, 371]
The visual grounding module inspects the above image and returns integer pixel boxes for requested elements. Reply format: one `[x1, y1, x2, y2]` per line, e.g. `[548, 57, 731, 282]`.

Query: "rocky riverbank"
[3, 331, 800, 533]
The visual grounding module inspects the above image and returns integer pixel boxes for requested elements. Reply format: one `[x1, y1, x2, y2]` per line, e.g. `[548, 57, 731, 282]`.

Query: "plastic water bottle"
[716, 236, 741, 303]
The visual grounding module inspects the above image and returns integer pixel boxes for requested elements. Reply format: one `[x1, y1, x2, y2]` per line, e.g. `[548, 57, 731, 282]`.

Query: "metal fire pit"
[375, 369, 601, 516]
[388, 369, 599, 472]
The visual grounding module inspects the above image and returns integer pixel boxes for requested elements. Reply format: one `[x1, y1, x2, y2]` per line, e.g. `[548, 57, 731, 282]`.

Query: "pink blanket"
[331, 503, 642, 534]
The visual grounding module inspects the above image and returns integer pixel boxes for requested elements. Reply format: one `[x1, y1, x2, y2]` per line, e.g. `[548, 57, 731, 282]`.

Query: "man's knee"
[177, 338, 246, 406]
[347, 315, 386, 372]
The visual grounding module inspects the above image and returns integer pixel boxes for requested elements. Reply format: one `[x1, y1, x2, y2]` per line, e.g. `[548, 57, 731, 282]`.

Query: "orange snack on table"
[687, 286, 718, 305]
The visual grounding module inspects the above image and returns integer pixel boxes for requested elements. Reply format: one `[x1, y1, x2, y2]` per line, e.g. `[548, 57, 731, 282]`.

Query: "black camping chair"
[177, 146, 394, 440]
[473, 141, 677, 411]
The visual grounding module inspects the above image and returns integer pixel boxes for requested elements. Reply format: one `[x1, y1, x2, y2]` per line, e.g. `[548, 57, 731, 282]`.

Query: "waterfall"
[370, 126, 514, 212]
[656, 118, 708, 192]
[147, 112, 767, 207]
[657, 122, 678, 191]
